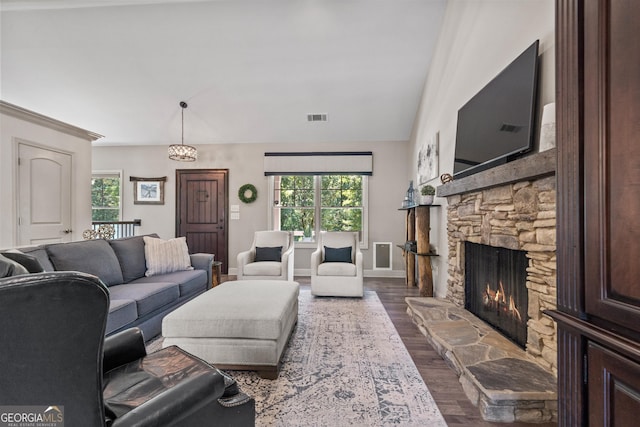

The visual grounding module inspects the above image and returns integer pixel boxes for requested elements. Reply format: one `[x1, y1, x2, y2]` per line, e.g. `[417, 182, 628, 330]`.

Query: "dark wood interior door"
[176, 169, 228, 273]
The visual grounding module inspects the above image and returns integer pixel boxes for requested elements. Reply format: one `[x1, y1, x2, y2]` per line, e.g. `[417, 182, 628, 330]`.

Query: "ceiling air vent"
[307, 113, 328, 122]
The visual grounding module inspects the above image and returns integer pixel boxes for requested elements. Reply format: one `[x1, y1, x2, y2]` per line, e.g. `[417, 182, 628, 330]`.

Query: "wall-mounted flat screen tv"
[453, 40, 539, 178]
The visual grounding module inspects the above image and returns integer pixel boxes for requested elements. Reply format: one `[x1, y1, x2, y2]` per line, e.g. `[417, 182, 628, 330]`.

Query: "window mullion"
[314, 175, 321, 238]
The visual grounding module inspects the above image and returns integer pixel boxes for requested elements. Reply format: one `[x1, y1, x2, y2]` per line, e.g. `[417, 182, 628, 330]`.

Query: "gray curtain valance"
[264, 151, 373, 176]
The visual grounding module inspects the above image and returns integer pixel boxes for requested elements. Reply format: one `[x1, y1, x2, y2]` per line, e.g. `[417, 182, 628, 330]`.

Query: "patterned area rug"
[230, 290, 447, 426]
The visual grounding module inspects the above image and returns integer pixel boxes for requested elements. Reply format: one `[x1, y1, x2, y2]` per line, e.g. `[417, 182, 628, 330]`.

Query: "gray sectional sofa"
[4, 234, 213, 341]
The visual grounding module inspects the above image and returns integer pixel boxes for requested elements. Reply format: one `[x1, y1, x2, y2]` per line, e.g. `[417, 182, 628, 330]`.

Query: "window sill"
[294, 241, 368, 250]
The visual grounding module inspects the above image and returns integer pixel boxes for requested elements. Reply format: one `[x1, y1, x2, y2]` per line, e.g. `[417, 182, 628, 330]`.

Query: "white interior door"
[18, 143, 72, 245]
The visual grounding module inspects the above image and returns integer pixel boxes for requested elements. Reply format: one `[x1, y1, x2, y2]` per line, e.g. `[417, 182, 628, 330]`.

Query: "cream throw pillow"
[143, 236, 193, 277]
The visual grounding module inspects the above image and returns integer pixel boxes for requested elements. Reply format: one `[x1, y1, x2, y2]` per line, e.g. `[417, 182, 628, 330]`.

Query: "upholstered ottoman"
[162, 280, 299, 379]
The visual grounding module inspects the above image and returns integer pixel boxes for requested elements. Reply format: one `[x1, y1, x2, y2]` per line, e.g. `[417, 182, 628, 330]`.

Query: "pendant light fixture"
[168, 101, 197, 161]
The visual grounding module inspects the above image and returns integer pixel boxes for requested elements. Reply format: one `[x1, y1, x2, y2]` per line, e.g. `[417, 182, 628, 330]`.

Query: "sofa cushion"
[324, 246, 352, 263]
[317, 262, 357, 276]
[0, 254, 29, 277]
[129, 269, 207, 298]
[109, 235, 151, 283]
[254, 246, 282, 262]
[0, 250, 45, 273]
[108, 282, 180, 317]
[46, 240, 124, 286]
[143, 236, 193, 277]
[17, 247, 55, 272]
[106, 299, 138, 334]
[243, 261, 282, 277]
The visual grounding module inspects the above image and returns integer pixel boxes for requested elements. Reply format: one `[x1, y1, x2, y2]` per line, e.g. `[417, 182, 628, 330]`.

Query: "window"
[91, 171, 122, 221]
[270, 174, 368, 247]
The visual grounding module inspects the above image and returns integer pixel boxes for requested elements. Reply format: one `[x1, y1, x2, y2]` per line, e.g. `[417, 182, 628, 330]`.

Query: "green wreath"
[238, 183, 258, 203]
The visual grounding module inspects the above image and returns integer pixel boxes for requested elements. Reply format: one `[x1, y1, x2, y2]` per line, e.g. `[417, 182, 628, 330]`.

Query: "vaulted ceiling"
[1, 0, 446, 146]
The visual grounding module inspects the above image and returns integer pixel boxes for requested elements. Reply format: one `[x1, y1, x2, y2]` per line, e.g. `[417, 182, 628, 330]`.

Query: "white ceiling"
[1, 0, 446, 146]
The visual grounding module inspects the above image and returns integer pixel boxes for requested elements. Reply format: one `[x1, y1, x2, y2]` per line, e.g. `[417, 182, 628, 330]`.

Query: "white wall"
[408, 0, 556, 297]
[92, 140, 408, 275]
[0, 110, 94, 248]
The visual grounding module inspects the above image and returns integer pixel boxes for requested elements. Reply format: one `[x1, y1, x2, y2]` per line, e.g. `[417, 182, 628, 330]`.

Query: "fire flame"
[509, 295, 522, 321]
[484, 281, 522, 321]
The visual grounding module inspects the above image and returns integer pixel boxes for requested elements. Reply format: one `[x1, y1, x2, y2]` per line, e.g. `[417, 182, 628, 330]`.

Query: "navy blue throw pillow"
[255, 246, 283, 262]
[324, 246, 352, 263]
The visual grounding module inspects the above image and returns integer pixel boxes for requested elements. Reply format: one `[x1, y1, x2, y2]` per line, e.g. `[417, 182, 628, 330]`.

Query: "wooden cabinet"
[588, 343, 640, 426]
[583, 0, 640, 333]
[552, 0, 640, 425]
[400, 205, 438, 297]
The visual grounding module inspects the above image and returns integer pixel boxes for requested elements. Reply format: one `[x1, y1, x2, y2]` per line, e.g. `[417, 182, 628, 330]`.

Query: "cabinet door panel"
[588, 343, 640, 426]
[584, 0, 640, 333]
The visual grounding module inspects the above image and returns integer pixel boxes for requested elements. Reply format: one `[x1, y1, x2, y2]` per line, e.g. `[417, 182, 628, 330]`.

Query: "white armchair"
[236, 231, 294, 281]
[310, 231, 363, 297]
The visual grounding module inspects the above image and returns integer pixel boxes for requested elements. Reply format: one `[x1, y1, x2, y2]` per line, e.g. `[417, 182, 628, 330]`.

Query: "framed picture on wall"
[130, 176, 167, 205]
[417, 132, 439, 184]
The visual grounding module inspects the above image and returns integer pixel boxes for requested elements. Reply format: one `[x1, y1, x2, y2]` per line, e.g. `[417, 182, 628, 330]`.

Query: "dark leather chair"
[0, 271, 255, 426]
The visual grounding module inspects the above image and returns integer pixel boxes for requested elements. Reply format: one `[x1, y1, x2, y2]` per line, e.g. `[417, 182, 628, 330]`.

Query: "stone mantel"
[437, 148, 556, 197]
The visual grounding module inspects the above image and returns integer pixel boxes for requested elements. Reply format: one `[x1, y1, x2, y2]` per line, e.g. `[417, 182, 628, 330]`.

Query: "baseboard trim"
[365, 269, 405, 278]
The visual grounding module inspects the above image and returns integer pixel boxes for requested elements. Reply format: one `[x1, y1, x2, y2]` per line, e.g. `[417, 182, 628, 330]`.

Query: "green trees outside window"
[277, 176, 315, 240]
[92, 176, 121, 221]
[321, 175, 362, 232]
[274, 175, 364, 242]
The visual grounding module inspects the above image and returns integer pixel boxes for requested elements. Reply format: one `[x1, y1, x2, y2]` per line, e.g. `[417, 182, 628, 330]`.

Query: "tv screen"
[453, 40, 539, 178]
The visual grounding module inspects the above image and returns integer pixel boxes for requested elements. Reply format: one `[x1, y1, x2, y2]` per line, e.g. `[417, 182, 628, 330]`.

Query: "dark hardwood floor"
[224, 275, 557, 426]
[359, 277, 557, 427]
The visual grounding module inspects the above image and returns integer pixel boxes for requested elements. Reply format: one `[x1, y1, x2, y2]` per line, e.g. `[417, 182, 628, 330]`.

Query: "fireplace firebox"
[464, 242, 529, 348]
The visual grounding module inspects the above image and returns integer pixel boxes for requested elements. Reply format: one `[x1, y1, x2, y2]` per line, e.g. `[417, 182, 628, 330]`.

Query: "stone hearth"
[406, 297, 557, 423]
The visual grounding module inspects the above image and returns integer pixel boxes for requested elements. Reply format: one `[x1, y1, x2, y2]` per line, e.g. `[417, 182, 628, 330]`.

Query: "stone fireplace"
[403, 150, 558, 423]
[442, 149, 557, 375]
